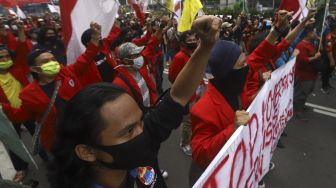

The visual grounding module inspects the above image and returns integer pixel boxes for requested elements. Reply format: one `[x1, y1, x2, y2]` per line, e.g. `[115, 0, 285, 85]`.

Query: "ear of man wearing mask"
[191, 40, 250, 169]
[113, 42, 157, 109]
[1, 22, 102, 152]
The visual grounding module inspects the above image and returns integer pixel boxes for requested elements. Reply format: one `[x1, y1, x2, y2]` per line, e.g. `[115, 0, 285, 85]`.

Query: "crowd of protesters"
[0, 3, 335, 188]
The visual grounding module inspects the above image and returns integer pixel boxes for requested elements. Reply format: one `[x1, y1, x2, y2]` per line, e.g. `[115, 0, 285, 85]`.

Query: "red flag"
[0, 0, 18, 7]
[0, 0, 49, 7]
[279, 0, 306, 21]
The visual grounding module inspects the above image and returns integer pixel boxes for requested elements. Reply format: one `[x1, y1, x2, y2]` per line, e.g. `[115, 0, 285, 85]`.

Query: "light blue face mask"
[132, 56, 144, 70]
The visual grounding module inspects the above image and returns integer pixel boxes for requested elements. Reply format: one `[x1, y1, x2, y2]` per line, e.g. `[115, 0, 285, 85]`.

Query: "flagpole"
[319, 0, 330, 51]
[153, 0, 178, 17]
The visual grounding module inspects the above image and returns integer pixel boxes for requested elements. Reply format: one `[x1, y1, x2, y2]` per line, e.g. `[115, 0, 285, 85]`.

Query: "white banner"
[193, 57, 296, 188]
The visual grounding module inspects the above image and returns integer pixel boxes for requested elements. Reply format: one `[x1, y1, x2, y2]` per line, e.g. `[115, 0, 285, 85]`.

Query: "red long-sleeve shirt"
[2, 42, 99, 151]
[242, 39, 290, 109]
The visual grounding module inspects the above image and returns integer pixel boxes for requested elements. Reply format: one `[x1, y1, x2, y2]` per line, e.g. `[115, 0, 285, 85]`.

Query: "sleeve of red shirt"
[112, 76, 133, 98]
[1, 101, 35, 123]
[67, 42, 100, 77]
[274, 39, 290, 61]
[243, 71, 261, 108]
[325, 34, 334, 52]
[296, 43, 309, 64]
[141, 35, 161, 63]
[13, 39, 33, 72]
[0, 32, 18, 51]
[133, 31, 151, 46]
[102, 25, 121, 50]
[168, 54, 185, 83]
[131, 3, 145, 27]
[191, 114, 235, 169]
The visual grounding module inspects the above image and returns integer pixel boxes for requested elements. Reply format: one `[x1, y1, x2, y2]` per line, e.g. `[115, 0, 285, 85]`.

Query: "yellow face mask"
[40, 61, 61, 76]
[0, 60, 13, 70]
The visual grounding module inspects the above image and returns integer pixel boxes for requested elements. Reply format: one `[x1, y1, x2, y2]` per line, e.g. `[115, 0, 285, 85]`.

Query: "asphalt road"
[19, 73, 336, 188]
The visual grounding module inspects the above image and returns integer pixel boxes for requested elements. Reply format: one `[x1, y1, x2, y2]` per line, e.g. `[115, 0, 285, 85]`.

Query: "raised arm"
[285, 9, 316, 44]
[102, 20, 121, 48]
[67, 22, 100, 76]
[0, 20, 17, 51]
[266, 9, 316, 45]
[170, 16, 222, 106]
[13, 21, 32, 70]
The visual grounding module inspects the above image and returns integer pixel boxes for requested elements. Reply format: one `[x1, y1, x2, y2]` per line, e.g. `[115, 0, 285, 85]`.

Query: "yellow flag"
[165, 0, 174, 11]
[307, 0, 315, 8]
[178, 0, 203, 32]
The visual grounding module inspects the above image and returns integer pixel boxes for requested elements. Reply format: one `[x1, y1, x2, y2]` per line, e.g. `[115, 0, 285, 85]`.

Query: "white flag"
[60, 0, 120, 65]
[8, 8, 17, 17]
[173, 0, 182, 24]
[16, 6, 26, 19]
[48, 4, 60, 14]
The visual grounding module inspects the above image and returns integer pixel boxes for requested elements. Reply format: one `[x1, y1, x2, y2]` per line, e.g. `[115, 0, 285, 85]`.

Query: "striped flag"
[280, 0, 306, 21]
[59, 0, 119, 65]
[173, 0, 182, 23]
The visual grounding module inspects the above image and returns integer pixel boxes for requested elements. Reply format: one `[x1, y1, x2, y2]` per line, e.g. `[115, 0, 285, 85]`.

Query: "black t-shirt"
[40, 81, 67, 119]
[95, 53, 115, 82]
[93, 93, 187, 188]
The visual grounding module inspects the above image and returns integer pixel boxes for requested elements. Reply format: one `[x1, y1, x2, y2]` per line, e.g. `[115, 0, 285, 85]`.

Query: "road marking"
[163, 68, 209, 84]
[164, 69, 336, 118]
[313, 109, 336, 118]
[305, 103, 336, 113]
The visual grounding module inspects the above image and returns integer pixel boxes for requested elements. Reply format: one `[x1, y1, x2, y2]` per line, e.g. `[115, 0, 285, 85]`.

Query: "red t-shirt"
[295, 40, 318, 80]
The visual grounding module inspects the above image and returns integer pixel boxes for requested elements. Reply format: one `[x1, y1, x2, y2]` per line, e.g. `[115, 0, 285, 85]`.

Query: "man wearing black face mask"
[49, 15, 222, 188]
[191, 40, 251, 169]
[168, 30, 201, 156]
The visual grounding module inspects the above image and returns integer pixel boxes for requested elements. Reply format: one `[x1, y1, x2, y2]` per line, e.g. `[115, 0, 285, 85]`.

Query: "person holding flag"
[321, 16, 336, 94]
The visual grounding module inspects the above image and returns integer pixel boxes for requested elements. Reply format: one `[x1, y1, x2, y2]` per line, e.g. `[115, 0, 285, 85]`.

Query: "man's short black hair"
[179, 30, 196, 44]
[0, 44, 15, 59]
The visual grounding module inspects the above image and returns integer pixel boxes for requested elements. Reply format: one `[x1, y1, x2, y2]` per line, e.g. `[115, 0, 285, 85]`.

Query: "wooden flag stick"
[319, 0, 330, 51]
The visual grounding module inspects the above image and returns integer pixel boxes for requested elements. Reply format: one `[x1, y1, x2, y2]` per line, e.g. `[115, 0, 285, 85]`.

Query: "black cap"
[27, 48, 52, 66]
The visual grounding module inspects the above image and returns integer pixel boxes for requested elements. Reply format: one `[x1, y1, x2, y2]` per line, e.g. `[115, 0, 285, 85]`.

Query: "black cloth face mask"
[185, 42, 198, 51]
[95, 130, 156, 170]
[212, 65, 249, 110]
[46, 36, 57, 43]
